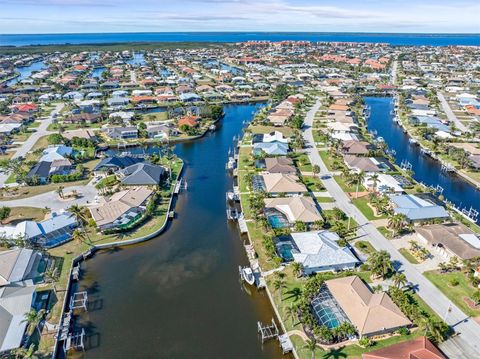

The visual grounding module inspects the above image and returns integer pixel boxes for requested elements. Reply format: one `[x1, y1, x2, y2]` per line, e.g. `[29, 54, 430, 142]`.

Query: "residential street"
[0, 103, 63, 187]
[303, 99, 480, 359]
[437, 92, 468, 133]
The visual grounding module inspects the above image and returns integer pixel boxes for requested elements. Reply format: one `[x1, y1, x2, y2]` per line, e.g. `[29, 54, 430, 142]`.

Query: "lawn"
[2, 206, 48, 223]
[301, 175, 325, 192]
[319, 150, 336, 171]
[315, 196, 334, 203]
[398, 248, 420, 264]
[291, 152, 313, 172]
[250, 125, 294, 137]
[334, 175, 362, 193]
[377, 226, 393, 239]
[0, 179, 91, 200]
[354, 240, 377, 255]
[352, 197, 387, 220]
[424, 270, 480, 317]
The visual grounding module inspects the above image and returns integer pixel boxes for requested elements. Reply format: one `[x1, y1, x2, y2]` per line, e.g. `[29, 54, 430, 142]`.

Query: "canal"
[72, 104, 285, 359]
[5, 60, 45, 86]
[365, 96, 480, 223]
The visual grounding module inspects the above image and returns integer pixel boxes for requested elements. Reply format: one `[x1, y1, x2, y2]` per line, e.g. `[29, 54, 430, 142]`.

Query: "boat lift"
[400, 159, 412, 172]
[258, 319, 279, 343]
[63, 328, 86, 353]
[70, 291, 88, 312]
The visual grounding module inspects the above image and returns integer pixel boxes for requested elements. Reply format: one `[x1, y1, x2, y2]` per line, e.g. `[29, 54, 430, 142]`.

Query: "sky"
[0, 0, 479, 34]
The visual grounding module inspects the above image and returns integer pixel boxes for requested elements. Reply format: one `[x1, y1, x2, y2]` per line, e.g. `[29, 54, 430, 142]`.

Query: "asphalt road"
[437, 92, 467, 133]
[303, 98, 480, 359]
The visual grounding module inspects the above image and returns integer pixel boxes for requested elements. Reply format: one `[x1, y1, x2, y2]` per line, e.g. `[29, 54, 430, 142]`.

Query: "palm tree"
[369, 173, 379, 192]
[12, 344, 38, 359]
[368, 250, 393, 279]
[292, 262, 303, 278]
[22, 309, 45, 337]
[304, 337, 317, 359]
[419, 317, 446, 344]
[68, 205, 91, 244]
[388, 213, 407, 237]
[273, 278, 287, 302]
[55, 186, 64, 199]
[284, 304, 297, 326]
[392, 272, 408, 289]
[72, 229, 89, 246]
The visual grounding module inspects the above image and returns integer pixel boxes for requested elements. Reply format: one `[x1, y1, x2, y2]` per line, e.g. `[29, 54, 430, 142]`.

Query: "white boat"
[239, 266, 255, 285]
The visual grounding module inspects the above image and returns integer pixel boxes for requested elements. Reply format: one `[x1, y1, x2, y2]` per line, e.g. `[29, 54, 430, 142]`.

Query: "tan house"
[264, 157, 296, 174]
[416, 223, 480, 261]
[89, 187, 153, 230]
[264, 197, 322, 224]
[325, 276, 411, 337]
[259, 173, 307, 195]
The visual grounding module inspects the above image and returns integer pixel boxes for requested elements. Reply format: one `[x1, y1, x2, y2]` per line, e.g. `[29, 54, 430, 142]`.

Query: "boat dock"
[238, 215, 248, 233]
[258, 319, 279, 342]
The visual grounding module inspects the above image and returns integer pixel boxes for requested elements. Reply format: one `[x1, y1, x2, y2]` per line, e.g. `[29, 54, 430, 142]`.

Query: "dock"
[238, 215, 248, 233]
[258, 319, 279, 342]
[72, 265, 80, 281]
[278, 333, 294, 354]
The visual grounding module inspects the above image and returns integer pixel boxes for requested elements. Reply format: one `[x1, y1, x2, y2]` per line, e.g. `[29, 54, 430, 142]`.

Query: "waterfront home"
[275, 230, 358, 275]
[252, 131, 289, 144]
[0, 248, 41, 287]
[146, 123, 174, 139]
[415, 223, 480, 261]
[315, 276, 411, 337]
[363, 173, 404, 194]
[93, 156, 143, 173]
[89, 187, 153, 230]
[363, 336, 445, 359]
[0, 283, 36, 352]
[178, 115, 200, 129]
[253, 173, 307, 196]
[63, 113, 101, 124]
[390, 194, 449, 222]
[264, 197, 322, 228]
[262, 156, 296, 174]
[343, 155, 381, 173]
[103, 126, 138, 140]
[341, 140, 372, 156]
[118, 162, 165, 186]
[0, 212, 78, 248]
[40, 145, 73, 162]
[253, 142, 289, 156]
[410, 116, 450, 133]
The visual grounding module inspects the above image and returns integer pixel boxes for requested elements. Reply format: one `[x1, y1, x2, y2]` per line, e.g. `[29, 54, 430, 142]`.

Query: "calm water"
[5, 60, 45, 85]
[2, 32, 480, 46]
[365, 97, 480, 223]
[71, 104, 286, 359]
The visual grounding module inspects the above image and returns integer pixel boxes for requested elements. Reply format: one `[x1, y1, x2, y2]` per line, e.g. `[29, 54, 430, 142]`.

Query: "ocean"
[1, 32, 480, 47]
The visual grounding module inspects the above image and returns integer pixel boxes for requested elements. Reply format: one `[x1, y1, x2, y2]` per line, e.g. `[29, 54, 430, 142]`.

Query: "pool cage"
[310, 284, 350, 329]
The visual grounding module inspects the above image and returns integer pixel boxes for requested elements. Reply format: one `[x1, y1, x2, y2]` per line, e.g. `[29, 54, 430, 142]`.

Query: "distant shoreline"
[1, 31, 480, 49]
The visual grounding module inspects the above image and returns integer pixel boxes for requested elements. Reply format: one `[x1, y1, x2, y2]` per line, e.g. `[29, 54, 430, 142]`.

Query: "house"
[0, 284, 36, 352]
[93, 156, 143, 173]
[321, 276, 411, 337]
[0, 248, 40, 287]
[63, 113, 101, 124]
[104, 126, 138, 140]
[344, 155, 381, 173]
[146, 124, 174, 139]
[119, 163, 165, 185]
[254, 173, 307, 196]
[416, 223, 480, 261]
[264, 157, 296, 174]
[26, 161, 52, 184]
[0, 212, 78, 248]
[363, 336, 446, 359]
[40, 145, 73, 162]
[253, 142, 289, 156]
[364, 173, 404, 194]
[264, 197, 322, 227]
[390, 194, 449, 222]
[275, 231, 359, 274]
[341, 140, 372, 155]
[178, 115, 200, 128]
[89, 187, 153, 230]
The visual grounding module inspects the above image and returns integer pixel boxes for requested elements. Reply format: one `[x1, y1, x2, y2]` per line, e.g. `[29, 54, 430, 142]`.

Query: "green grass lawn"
[315, 196, 334, 203]
[291, 152, 313, 172]
[319, 150, 336, 171]
[3, 206, 48, 223]
[377, 226, 392, 239]
[301, 175, 325, 192]
[398, 248, 420, 264]
[354, 240, 377, 255]
[250, 125, 294, 137]
[352, 197, 387, 220]
[424, 270, 480, 317]
[334, 175, 362, 193]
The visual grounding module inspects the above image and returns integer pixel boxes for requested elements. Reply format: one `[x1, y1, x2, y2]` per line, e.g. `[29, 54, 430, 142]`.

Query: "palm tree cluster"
[408, 240, 430, 261]
[367, 250, 394, 279]
[388, 213, 408, 237]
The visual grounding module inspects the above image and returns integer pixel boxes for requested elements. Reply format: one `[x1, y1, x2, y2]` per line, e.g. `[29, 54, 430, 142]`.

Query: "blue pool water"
[316, 307, 341, 329]
[276, 243, 294, 261]
[267, 214, 289, 229]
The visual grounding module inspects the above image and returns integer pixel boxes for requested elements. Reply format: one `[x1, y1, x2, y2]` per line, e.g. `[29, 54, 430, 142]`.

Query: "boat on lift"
[239, 266, 255, 285]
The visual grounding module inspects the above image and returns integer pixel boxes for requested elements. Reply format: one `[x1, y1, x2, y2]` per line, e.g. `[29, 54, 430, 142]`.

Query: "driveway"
[0, 103, 63, 187]
[303, 98, 480, 358]
[0, 183, 97, 211]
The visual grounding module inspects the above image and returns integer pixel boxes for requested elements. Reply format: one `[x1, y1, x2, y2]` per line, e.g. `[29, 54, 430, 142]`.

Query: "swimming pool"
[310, 285, 350, 329]
[276, 243, 294, 261]
[266, 212, 289, 229]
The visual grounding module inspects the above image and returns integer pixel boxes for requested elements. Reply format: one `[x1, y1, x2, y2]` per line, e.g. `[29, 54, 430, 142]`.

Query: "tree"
[72, 229, 88, 246]
[304, 337, 317, 359]
[209, 105, 224, 120]
[419, 317, 447, 344]
[368, 250, 393, 279]
[22, 308, 45, 337]
[68, 204, 91, 242]
[388, 213, 407, 237]
[471, 291, 480, 306]
[55, 186, 64, 199]
[47, 133, 64, 145]
[284, 304, 297, 326]
[392, 272, 408, 289]
[12, 344, 38, 359]
[312, 164, 320, 175]
[315, 325, 334, 344]
[0, 206, 11, 223]
[273, 278, 287, 302]
[292, 262, 303, 278]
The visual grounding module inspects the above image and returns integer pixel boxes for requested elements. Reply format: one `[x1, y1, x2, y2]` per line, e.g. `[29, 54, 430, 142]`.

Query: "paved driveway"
[303, 98, 480, 358]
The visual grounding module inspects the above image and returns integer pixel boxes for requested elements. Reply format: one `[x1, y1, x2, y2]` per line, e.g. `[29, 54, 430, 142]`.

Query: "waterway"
[365, 96, 480, 223]
[5, 59, 45, 86]
[2, 32, 480, 47]
[71, 103, 286, 359]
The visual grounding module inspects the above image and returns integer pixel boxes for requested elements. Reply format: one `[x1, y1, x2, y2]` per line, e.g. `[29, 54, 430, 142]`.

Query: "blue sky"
[0, 0, 479, 34]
